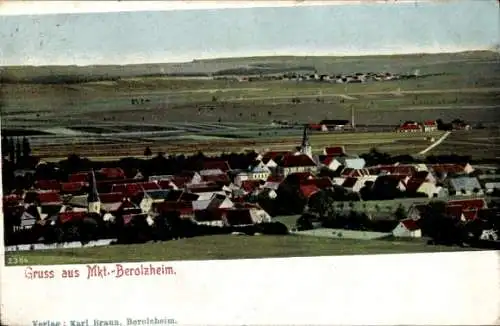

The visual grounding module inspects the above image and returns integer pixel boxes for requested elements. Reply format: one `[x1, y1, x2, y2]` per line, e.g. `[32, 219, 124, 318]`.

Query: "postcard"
[1, 1, 499, 325]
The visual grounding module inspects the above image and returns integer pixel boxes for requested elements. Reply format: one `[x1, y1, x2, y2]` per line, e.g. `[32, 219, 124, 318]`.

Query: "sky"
[0, 0, 498, 66]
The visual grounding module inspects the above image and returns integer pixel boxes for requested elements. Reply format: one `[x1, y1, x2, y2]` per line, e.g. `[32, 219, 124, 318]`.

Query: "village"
[3, 123, 500, 250]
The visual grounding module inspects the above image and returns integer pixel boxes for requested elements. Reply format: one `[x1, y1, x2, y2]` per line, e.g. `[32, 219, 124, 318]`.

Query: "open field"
[2, 51, 499, 160]
[29, 130, 444, 160]
[3, 234, 476, 266]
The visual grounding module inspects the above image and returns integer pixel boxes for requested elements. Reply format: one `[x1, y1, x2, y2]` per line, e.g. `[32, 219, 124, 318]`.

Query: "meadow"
[4, 234, 475, 266]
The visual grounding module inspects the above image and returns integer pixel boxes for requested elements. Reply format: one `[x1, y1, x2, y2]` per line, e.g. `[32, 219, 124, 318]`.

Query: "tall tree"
[8, 138, 15, 162]
[22, 137, 32, 157]
[15, 138, 21, 163]
[1, 136, 8, 156]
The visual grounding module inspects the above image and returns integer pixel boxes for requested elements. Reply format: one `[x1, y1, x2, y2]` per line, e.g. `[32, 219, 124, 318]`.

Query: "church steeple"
[87, 169, 101, 214]
[299, 124, 312, 158]
[301, 124, 310, 147]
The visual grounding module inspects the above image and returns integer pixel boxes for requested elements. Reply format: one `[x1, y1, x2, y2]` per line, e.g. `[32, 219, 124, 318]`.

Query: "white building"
[392, 219, 422, 238]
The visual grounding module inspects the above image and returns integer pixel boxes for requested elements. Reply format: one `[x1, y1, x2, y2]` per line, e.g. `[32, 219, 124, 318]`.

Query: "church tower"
[87, 169, 101, 214]
[299, 124, 313, 158]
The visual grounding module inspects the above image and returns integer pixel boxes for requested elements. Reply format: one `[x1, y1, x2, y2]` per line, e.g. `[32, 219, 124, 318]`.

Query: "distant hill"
[1, 50, 498, 84]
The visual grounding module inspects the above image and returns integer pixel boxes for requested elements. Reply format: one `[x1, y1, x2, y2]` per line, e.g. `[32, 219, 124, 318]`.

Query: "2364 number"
[6, 256, 29, 265]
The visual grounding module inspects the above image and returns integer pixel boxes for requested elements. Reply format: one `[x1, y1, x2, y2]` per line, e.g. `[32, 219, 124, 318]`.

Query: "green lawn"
[4, 234, 475, 266]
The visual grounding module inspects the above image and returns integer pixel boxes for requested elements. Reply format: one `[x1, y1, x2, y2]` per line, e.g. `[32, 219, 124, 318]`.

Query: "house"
[369, 164, 417, 177]
[187, 183, 226, 200]
[326, 157, 366, 171]
[397, 121, 422, 132]
[224, 209, 255, 226]
[257, 151, 291, 165]
[240, 180, 263, 196]
[422, 120, 438, 132]
[446, 176, 483, 196]
[201, 173, 231, 185]
[301, 177, 334, 190]
[37, 191, 63, 206]
[263, 175, 284, 191]
[234, 161, 271, 185]
[178, 171, 203, 185]
[193, 209, 227, 227]
[428, 163, 474, 176]
[200, 160, 231, 172]
[149, 175, 174, 182]
[319, 119, 350, 131]
[418, 182, 448, 198]
[351, 175, 378, 193]
[192, 194, 234, 211]
[68, 172, 89, 183]
[323, 146, 346, 156]
[299, 184, 321, 199]
[154, 201, 195, 219]
[340, 168, 371, 178]
[483, 181, 500, 194]
[341, 177, 358, 191]
[35, 180, 60, 191]
[392, 219, 422, 238]
[139, 190, 172, 213]
[111, 181, 161, 198]
[447, 198, 487, 211]
[276, 154, 318, 177]
[60, 182, 88, 195]
[98, 167, 126, 180]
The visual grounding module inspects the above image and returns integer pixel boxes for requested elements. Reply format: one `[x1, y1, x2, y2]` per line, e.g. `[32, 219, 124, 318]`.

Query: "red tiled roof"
[241, 180, 262, 193]
[341, 168, 355, 177]
[99, 192, 124, 203]
[447, 199, 486, 210]
[225, 209, 253, 226]
[398, 124, 421, 130]
[202, 174, 231, 184]
[280, 154, 316, 168]
[429, 164, 465, 174]
[301, 177, 334, 189]
[405, 178, 425, 192]
[201, 160, 231, 172]
[262, 151, 291, 161]
[322, 155, 337, 166]
[324, 146, 345, 156]
[342, 177, 358, 188]
[111, 182, 160, 197]
[267, 175, 284, 183]
[179, 192, 199, 201]
[122, 213, 147, 225]
[155, 201, 194, 215]
[38, 191, 62, 205]
[3, 194, 22, 206]
[68, 173, 88, 183]
[446, 205, 464, 219]
[61, 182, 87, 193]
[59, 211, 86, 224]
[158, 180, 174, 189]
[300, 184, 320, 198]
[401, 219, 420, 231]
[99, 167, 125, 179]
[35, 179, 60, 191]
[188, 183, 224, 193]
[373, 165, 417, 176]
[462, 210, 478, 221]
[289, 172, 314, 181]
[423, 120, 437, 126]
[170, 176, 192, 188]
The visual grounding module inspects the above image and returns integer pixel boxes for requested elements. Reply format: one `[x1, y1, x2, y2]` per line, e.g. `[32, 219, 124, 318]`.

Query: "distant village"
[3, 127, 500, 248]
[217, 70, 419, 84]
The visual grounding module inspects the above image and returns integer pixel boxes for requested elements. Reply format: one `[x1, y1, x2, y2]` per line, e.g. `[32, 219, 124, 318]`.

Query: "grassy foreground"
[4, 234, 475, 266]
